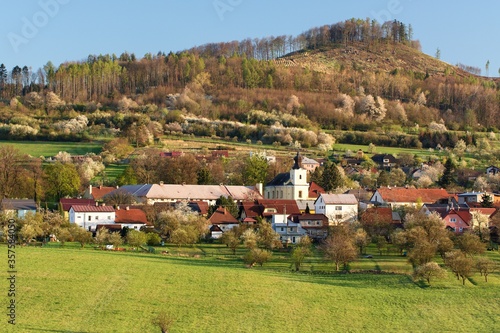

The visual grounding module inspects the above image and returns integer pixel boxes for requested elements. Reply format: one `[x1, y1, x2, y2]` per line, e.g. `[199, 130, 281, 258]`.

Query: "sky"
[1, 0, 499, 77]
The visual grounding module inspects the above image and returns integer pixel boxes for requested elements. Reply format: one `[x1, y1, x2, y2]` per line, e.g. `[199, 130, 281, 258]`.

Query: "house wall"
[70, 210, 115, 231]
[314, 197, 358, 224]
[443, 215, 469, 233]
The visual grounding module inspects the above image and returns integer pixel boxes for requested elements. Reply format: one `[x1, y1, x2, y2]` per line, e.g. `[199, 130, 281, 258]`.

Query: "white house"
[69, 205, 116, 232]
[314, 193, 358, 224]
[457, 192, 485, 205]
[271, 214, 305, 244]
[265, 152, 310, 200]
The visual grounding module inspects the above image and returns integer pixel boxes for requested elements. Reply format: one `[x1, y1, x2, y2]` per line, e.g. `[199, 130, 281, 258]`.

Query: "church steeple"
[292, 152, 300, 170]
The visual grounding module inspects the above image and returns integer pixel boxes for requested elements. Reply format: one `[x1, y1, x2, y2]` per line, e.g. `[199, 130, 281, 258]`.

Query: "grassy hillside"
[0, 141, 102, 157]
[4, 244, 499, 332]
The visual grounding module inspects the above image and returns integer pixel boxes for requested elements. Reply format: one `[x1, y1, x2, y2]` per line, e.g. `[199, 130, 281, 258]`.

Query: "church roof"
[266, 172, 292, 186]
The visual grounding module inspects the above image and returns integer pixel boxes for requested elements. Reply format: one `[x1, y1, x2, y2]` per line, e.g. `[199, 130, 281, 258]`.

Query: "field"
[0, 141, 103, 157]
[3, 243, 500, 333]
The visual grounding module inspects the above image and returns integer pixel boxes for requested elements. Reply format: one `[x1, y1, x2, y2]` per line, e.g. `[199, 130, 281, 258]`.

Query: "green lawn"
[3, 243, 499, 332]
[0, 140, 103, 157]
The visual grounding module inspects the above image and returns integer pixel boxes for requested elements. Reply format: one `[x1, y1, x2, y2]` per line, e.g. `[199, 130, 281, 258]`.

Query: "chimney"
[95, 201, 99, 207]
[126, 206, 130, 210]
[102, 203, 105, 207]
[116, 205, 120, 210]
[89, 184, 92, 194]
[256, 183, 263, 196]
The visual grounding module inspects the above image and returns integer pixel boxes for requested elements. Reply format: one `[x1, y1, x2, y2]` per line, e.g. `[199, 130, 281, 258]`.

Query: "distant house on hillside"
[1, 199, 37, 218]
[371, 154, 398, 169]
[82, 185, 117, 201]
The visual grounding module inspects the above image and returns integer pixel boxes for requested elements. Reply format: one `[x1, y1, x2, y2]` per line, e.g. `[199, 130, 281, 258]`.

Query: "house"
[59, 198, 95, 220]
[271, 214, 305, 245]
[265, 152, 310, 200]
[82, 185, 117, 201]
[457, 192, 485, 205]
[292, 214, 329, 241]
[114, 207, 150, 230]
[69, 205, 116, 232]
[370, 187, 451, 208]
[314, 193, 358, 224]
[238, 199, 301, 223]
[300, 156, 320, 173]
[1, 199, 37, 218]
[371, 154, 398, 169]
[486, 165, 500, 176]
[110, 183, 263, 206]
[208, 207, 239, 237]
[422, 204, 497, 234]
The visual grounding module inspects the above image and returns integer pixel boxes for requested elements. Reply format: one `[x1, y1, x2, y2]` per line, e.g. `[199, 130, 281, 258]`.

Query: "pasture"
[3, 243, 499, 332]
[0, 141, 103, 157]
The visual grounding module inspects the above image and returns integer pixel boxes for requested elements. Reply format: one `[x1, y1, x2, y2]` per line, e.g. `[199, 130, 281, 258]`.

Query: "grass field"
[3, 243, 499, 333]
[0, 141, 103, 157]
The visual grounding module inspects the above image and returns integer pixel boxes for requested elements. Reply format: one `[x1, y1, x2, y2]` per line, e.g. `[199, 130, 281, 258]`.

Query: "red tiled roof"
[208, 207, 239, 225]
[361, 207, 394, 224]
[60, 199, 95, 212]
[115, 208, 149, 225]
[308, 182, 325, 199]
[257, 199, 301, 215]
[70, 205, 115, 213]
[90, 186, 116, 200]
[376, 187, 450, 204]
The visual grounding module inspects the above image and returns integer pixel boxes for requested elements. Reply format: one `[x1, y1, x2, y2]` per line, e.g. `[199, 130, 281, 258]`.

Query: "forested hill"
[0, 18, 499, 132]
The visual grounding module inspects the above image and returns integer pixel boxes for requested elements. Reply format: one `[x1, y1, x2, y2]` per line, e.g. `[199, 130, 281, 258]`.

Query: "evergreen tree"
[208, 196, 239, 218]
[440, 158, 456, 187]
[322, 161, 343, 192]
[481, 194, 493, 208]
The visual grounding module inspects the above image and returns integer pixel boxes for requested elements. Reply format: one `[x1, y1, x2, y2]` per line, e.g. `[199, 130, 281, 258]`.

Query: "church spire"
[292, 151, 300, 170]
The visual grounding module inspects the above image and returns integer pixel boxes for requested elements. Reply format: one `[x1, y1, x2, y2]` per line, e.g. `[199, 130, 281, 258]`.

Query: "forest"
[0, 18, 498, 144]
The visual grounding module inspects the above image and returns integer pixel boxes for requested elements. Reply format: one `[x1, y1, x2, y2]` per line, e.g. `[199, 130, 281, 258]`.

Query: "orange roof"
[361, 207, 394, 224]
[376, 187, 450, 204]
[90, 186, 116, 200]
[208, 207, 239, 225]
[308, 182, 325, 199]
[71, 205, 115, 213]
[115, 208, 149, 225]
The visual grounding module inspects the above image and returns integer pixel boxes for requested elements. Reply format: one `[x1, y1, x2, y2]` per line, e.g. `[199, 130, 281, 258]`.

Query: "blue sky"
[2, 0, 499, 77]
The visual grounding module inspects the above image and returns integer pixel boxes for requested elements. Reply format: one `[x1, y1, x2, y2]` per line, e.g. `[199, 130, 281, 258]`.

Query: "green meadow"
[0, 141, 103, 157]
[3, 244, 499, 333]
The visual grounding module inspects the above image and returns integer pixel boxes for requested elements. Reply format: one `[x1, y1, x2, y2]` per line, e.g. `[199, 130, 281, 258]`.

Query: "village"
[3, 151, 499, 250]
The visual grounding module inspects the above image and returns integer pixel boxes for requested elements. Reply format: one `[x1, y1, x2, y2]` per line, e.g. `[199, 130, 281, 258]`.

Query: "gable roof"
[266, 172, 291, 186]
[308, 182, 325, 199]
[1, 199, 37, 211]
[70, 205, 115, 213]
[257, 199, 301, 215]
[60, 199, 95, 212]
[89, 186, 116, 200]
[316, 193, 358, 205]
[116, 184, 262, 201]
[375, 187, 450, 204]
[371, 154, 398, 163]
[208, 207, 239, 225]
[362, 207, 398, 224]
[115, 208, 149, 225]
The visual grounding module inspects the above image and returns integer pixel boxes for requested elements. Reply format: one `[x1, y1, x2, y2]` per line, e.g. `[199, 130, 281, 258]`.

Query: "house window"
[290, 227, 295, 232]
[307, 221, 311, 225]
[280, 227, 284, 232]
[316, 221, 321, 225]
[298, 191, 303, 198]
[335, 214, 343, 220]
[95, 216, 98, 220]
[267, 192, 270, 199]
[335, 206, 342, 211]
[459, 227, 463, 232]
[88, 216, 91, 221]
[280, 191, 283, 199]
[450, 218, 456, 223]
[299, 175, 302, 180]
[108, 216, 111, 220]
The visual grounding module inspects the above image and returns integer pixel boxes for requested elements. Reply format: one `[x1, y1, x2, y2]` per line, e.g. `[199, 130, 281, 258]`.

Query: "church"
[264, 152, 314, 200]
